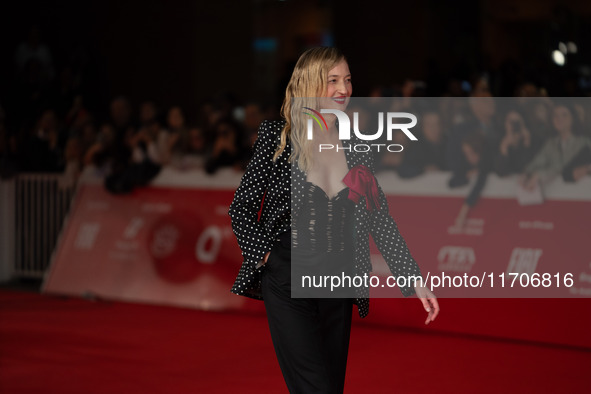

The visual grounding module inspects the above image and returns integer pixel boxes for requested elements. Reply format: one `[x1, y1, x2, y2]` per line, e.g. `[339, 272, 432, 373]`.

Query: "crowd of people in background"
[0, 93, 275, 192]
[357, 84, 591, 227]
[1, 28, 590, 205]
[368, 83, 591, 187]
[0, 27, 276, 193]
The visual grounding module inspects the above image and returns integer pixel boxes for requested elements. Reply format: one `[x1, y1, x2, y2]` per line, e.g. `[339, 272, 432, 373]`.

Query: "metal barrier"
[9, 174, 75, 279]
[0, 179, 15, 281]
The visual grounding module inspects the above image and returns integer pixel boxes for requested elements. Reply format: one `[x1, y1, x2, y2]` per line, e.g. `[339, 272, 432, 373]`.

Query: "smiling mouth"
[333, 97, 346, 104]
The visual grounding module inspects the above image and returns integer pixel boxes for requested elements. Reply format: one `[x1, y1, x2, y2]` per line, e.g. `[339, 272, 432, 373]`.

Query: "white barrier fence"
[0, 174, 75, 280]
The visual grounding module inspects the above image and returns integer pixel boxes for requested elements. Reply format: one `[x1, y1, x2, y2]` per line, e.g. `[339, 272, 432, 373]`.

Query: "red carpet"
[1, 290, 589, 393]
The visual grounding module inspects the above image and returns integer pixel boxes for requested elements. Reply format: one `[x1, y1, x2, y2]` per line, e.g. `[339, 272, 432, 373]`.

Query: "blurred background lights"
[567, 41, 578, 54]
[553, 49, 566, 66]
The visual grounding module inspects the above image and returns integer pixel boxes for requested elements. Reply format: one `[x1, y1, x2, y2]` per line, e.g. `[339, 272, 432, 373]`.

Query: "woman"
[521, 103, 591, 190]
[451, 131, 494, 230]
[228, 47, 439, 393]
[204, 117, 246, 174]
[494, 109, 543, 177]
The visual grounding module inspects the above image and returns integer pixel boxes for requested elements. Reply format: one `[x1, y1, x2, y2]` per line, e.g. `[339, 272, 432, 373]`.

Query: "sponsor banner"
[43, 180, 252, 312]
[43, 168, 591, 313]
[368, 195, 591, 298]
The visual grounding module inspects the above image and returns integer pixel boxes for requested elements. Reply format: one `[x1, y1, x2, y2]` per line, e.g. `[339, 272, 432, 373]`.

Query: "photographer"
[494, 109, 543, 177]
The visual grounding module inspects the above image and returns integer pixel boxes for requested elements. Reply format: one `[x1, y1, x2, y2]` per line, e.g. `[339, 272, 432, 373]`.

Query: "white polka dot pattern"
[228, 120, 423, 318]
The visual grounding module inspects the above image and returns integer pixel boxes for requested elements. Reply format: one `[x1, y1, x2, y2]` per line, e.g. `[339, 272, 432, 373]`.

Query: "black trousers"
[261, 237, 354, 394]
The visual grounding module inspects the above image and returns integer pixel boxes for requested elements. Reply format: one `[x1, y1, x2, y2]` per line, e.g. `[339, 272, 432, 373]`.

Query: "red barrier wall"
[43, 168, 591, 348]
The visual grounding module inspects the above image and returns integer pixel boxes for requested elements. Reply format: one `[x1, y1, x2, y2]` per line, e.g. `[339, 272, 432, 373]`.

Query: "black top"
[293, 181, 354, 253]
[291, 180, 356, 298]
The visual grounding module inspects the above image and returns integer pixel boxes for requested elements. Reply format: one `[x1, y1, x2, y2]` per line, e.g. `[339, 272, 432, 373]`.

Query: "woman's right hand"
[256, 251, 271, 269]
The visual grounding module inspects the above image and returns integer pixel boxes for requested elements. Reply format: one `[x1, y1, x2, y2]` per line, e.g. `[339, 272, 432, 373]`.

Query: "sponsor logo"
[448, 218, 484, 235]
[505, 248, 542, 275]
[437, 246, 475, 272]
[518, 221, 554, 230]
[74, 223, 101, 250]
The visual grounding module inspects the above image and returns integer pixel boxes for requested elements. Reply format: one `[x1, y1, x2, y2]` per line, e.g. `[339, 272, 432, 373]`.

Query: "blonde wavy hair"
[272, 47, 346, 173]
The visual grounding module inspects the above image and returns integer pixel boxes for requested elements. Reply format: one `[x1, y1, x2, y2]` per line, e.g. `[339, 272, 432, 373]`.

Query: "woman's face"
[217, 122, 236, 143]
[39, 110, 57, 132]
[552, 105, 573, 136]
[189, 128, 205, 152]
[504, 110, 530, 145]
[320, 59, 352, 110]
[168, 107, 185, 129]
[140, 102, 157, 123]
[505, 111, 524, 134]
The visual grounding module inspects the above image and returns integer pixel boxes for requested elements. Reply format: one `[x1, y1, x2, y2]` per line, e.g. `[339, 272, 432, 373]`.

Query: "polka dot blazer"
[228, 120, 423, 318]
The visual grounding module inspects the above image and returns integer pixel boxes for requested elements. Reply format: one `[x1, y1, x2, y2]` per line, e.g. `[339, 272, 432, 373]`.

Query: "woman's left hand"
[414, 282, 440, 325]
